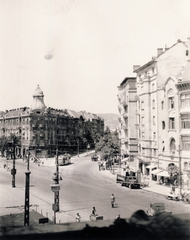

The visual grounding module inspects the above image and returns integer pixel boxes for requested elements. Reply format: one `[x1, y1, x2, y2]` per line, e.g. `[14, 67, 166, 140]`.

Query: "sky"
[0, 0, 190, 114]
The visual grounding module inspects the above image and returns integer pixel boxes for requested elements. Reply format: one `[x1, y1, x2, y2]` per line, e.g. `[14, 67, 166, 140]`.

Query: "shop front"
[157, 170, 170, 185]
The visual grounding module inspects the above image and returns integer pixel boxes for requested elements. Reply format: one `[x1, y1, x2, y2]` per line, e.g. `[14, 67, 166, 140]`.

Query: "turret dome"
[33, 85, 44, 97]
[30, 85, 46, 112]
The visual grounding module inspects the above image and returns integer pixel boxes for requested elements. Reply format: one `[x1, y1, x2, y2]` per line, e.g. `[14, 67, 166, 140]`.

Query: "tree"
[0, 134, 21, 158]
[0, 136, 8, 156]
[168, 163, 179, 186]
[95, 127, 120, 158]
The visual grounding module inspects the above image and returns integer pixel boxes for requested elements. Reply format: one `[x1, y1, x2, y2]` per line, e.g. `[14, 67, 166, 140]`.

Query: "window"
[152, 99, 155, 109]
[181, 115, 190, 129]
[181, 94, 190, 108]
[162, 121, 165, 129]
[141, 117, 144, 126]
[142, 148, 145, 154]
[161, 101, 164, 110]
[152, 67, 155, 74]
[153, 116, 155, 125]
[152, 83, 155, 91]
[153, 132, 156, 140]
[170, 138, 176, 153]
[142, 132, 145, 139]
[169, 97, 175, 109]
[169, 118, 175, 129]
[154, 149, 156, 156]
[141, 101, 144, 109]
[181, 136, 190, 151]
[184, 162, 188, 170]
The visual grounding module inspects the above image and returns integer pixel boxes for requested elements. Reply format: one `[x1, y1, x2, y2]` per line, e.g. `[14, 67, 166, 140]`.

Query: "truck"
[116, 170, 141, 189]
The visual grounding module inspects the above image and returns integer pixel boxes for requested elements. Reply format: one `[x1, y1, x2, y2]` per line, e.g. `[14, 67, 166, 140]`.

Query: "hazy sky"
[0, 0, 190, 114]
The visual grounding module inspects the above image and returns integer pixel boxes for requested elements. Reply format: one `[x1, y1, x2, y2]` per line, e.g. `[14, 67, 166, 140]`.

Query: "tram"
[58, 153, 71, 166]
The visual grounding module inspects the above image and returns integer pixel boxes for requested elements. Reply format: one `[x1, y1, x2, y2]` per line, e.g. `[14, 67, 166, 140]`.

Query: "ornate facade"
[0, 85, 104, 158]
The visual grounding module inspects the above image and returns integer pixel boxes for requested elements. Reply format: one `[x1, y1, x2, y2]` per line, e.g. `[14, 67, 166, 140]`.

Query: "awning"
[157, 170, 170, 177]
[121, 157, 129, 163]
[151, 169, 163, 175]
[146, 164, 157, 169]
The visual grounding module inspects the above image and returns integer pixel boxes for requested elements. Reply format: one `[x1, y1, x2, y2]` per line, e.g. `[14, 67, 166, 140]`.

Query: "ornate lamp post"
[51, 116, 60, 224]
[24, 151, 31, 226]
[51, 149, 60, 224]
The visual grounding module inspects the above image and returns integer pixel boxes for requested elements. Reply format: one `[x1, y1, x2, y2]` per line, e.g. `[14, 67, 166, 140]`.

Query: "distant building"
[0, 85, 104, 158]
[117, 77, 137, 157]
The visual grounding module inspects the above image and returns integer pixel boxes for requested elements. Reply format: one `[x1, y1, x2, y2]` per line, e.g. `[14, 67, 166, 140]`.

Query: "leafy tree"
[0, 136, 8, 155]
[95, 127, 120, 158]
[168, 163, 179, 186]
[0, 134, 21, 157]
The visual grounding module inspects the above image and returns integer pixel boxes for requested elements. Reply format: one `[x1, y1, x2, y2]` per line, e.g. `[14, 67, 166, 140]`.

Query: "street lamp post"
[11, 138, 16, 188]
[24, 152, 31, 226]
[77, 139, 79, 157]
[51, 148, 60, 224]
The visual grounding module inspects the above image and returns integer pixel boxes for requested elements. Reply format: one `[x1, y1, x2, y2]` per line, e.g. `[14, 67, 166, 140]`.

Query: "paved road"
[0, 156, 190, 224]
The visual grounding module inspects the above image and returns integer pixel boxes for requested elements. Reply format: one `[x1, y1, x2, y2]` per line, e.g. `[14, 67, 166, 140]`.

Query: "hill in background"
[97, 113, 119, 131]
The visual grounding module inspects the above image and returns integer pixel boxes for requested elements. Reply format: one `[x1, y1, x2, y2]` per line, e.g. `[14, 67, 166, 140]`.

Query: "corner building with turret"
[0, 85, 104, 158]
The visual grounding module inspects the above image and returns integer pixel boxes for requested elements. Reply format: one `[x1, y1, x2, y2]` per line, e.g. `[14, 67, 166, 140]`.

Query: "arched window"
[170, 138, 176, 153]
[184, 162, 188, 170]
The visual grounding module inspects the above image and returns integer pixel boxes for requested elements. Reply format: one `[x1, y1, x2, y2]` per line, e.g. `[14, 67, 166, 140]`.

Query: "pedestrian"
[110, 194, 115, 208]
[91, 207, 97, 216]
[116, 214, 121, 220]
[3, 163, 6, 169]
[76, 213, 81, 222]
[98, 161, 101, 171]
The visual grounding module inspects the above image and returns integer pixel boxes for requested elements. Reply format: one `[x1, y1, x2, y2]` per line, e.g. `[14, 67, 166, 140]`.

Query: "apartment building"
[134, 40, 188, 177]
[157, 39, 190, 188]
[117, 77, 138, 158]
[0, 85, 104, 158]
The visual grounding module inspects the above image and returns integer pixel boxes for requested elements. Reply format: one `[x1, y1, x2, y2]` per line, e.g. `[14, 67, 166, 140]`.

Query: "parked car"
[146, 203, 172, 216]
[91, 154, 98, 161]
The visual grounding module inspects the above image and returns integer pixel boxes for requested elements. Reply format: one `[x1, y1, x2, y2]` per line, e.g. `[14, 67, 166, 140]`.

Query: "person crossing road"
[110, 193, 115, 208]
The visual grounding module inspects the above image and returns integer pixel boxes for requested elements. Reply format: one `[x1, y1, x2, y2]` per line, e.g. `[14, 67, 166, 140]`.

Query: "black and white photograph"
[0, 0, 190, 239]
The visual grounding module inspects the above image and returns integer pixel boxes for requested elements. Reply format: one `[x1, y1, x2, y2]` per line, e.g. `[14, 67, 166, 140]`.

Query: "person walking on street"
[76, 213, 81, 222]
[91, 207, 97, 216]
[110, 194, 115, 208]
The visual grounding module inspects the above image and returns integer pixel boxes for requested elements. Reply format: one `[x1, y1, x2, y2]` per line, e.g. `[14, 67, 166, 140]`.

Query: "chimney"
[157, 48, 163, 56]
[165, 45, 169, 51]
[133, 65, 141, 72]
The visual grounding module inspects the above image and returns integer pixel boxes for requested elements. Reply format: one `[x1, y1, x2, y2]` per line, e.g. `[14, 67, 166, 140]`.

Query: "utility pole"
[77, 139, 79, 157]
[178, 145, 182, 199]
[24, 152, 31, 226]
[11, 137, 16, 188]
[51, 117, 60, 224]
[51, 149, 60, 224]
